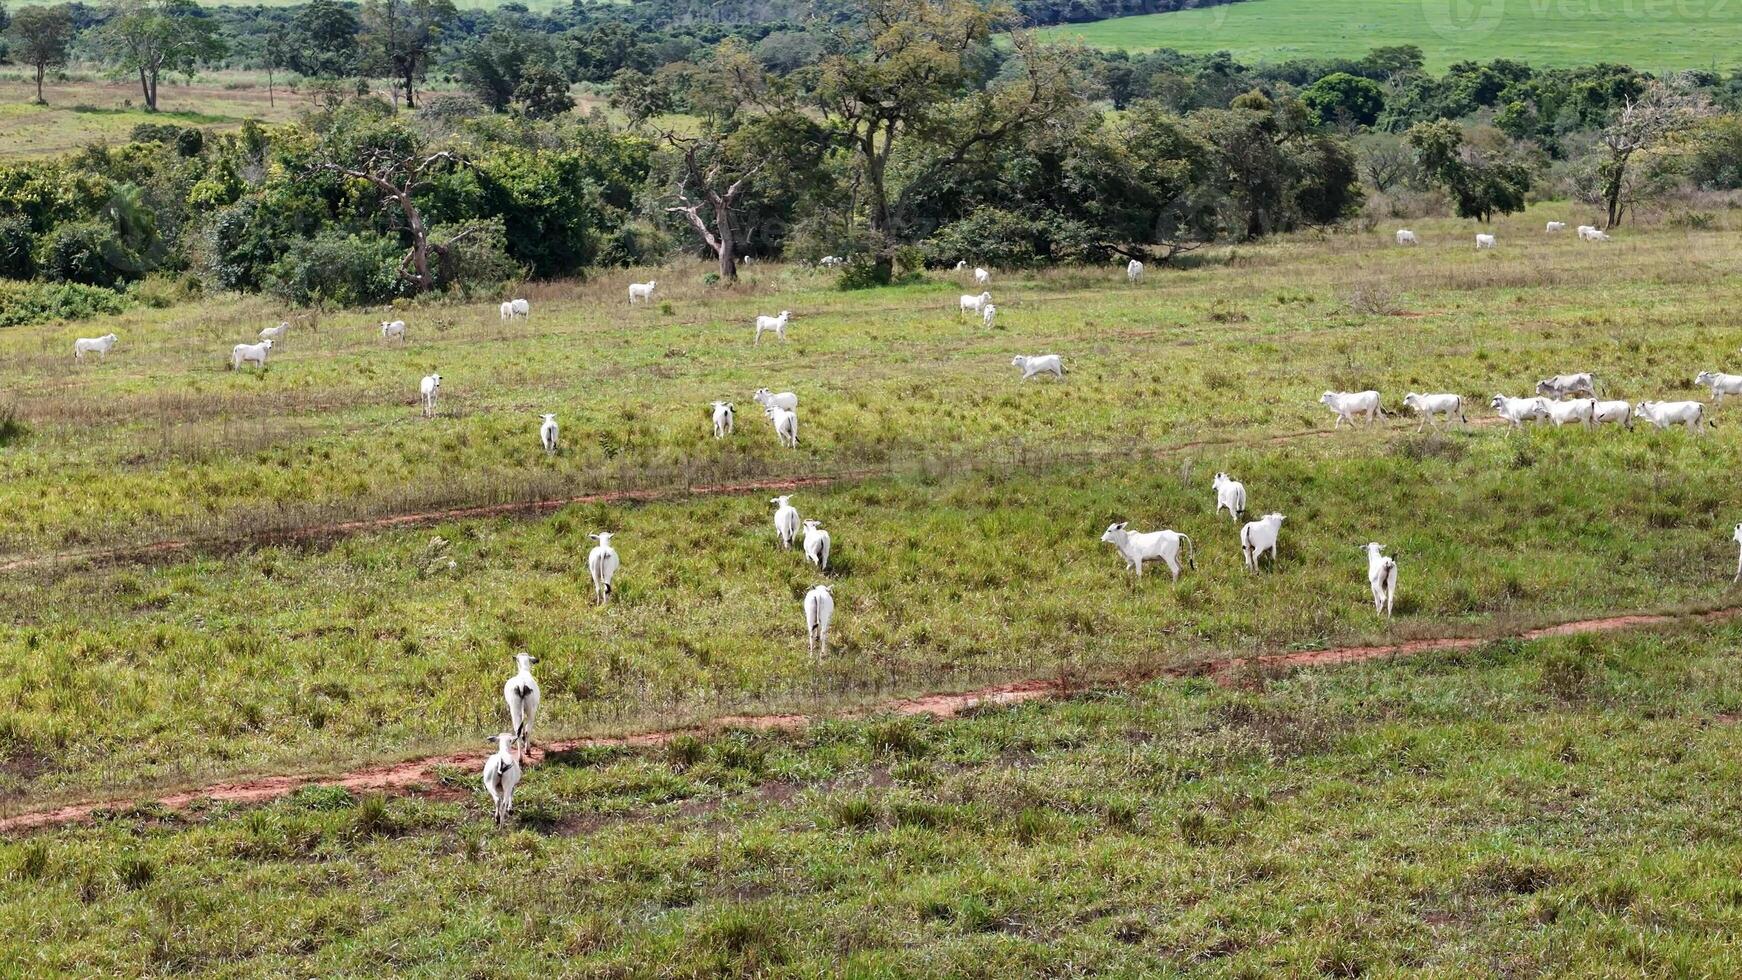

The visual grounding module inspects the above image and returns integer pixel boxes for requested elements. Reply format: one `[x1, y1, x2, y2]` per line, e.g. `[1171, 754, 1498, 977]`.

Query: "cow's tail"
[1181, 534, 1197, 570]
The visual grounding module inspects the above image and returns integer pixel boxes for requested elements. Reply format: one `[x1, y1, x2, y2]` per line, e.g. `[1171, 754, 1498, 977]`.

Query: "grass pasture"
[4, 623, 1742, 974]
[6, 208, 1742, 971]
[1035, 0, 1742, 71]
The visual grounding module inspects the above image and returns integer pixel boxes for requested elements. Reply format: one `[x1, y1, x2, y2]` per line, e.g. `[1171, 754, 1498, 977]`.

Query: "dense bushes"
[265, 231, 411, 307]
[0, 280, 130, 328]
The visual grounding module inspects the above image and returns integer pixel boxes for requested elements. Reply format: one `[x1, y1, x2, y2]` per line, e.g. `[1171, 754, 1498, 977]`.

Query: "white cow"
[960, 291, 992, 316]
[1579, 226, 1611, 242]
[419, 373, 441, 417]
[503, 653, 540, 754]
[1546, 221, 1567, 233]
[981, 304, 996, 329]
[1476, 233, 1496, 249]
[753, 388, 798, 412]
[1240, 513, 1286, 572]
[628, 280, 657, 304]
[1320, 390, 1382, 428]
[1695, 371, 1742, 403]
[1535, 373, 1596, 399]
[974, 267, 991, 286]
[539, 413, 559, 454]
[1633, 400, 1709, 433]
[802, 520, 831, 572]
[1212, 472, 1246, 520]
[1362, 542, 1398, 618]
[1011, 354, 1063, 381]
[804, 584, 834, 656]
[766, 405, 799, 448]
[587, 532, 619, 604]
[1402, 392, 1466, 430]
[73, 333, 118, 361]
[501, 298, 530, 320]
[711, 401, 735, 438]
[1544, 398, 1595, 428]
[1395, 229, 1418, 246]
[772, 495, 799, 550]
[1733, 522, 1742, 583]
[1591, 400, 1633, 429]
[259, 322, 289, 342]
[481, 733, 522, 827]
[1101, 522, 1196, 582]
[380, 320, 407, 341]
[1127, 259, 1144, 281]
[754, 311, 790, 345]
[1490, 394, 1549, 427]
[231, 339, 273, 371]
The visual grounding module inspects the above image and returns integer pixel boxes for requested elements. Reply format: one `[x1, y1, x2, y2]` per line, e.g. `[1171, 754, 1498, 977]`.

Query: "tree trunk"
[267, 67, 275, 108]
[34, 65, 45, 104]
[138, 67, 153, 111]
[712, 197, 738, 281]
[403, 69, 417, 110]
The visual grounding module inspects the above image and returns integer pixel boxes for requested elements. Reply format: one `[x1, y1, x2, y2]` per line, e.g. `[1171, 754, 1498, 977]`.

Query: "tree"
[288, 0, 359, 79]
[607, 68, 673, 125]
[1592, 79, 1709, 227]
[661, 132, 764, 282]
[6, 5, 74, 105]
[96, 0, 226, 113]
[810, 0, 1076, 265]
[360, 0, 455, 110]
[1302, 72, 1385, 129]
[1407, 119, 1532, 222]
[513, 64, 574, 120]
[309, 119, 473, 293]
[1355, 132, 1415, 192]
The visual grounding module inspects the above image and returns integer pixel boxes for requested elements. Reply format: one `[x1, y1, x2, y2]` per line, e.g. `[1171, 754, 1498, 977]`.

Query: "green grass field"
[6, 207, 1742, 971]
[1036, 0, 1742, 71]
[5, 623, 1742, 974]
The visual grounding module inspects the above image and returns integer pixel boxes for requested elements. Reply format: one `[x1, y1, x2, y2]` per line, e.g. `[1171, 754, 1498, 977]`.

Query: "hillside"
[1036, 0, 1742, 70]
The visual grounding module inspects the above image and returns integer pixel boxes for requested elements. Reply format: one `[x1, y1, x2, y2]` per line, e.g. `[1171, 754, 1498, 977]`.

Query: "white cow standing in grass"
[804, 584, 834, 656]
[1212, 472, 1246, 520]
[1127, 259, 1144, 281]
[482, 733, 522, 827]
[1634, 400, 1709, 433]
[588, 532, 619, 605]
[259, 322, 289, 342]
[73, 333, 118, 361]
[960, 292, 992, 317]
[419, 373, 441, 417]
[1695, 371, 1742, 403]
[1101, 522, 1196, 582]
[1240, 513, 1286, 572]
[628, 280, 657, 304]
[1491, 394, 1549, 427]
[1476, 233, 1497, 249]
[772, 495, 800, 549]
[539, 414, 559, 454]
[503, 653, 540, 754]
[501, 298, 530, 320]
[231, 339, 273, 371]
[380, 320, 407, 342]
[1320, 390, 1382, 428]
[754, 311, 790, 345]
[1363, 542, 1398, 618]
[1546, 221, 1567, 232]
[1395, 229, 1418, 246]
[711, 401, 735, 438]
[802, 520, 831, 572]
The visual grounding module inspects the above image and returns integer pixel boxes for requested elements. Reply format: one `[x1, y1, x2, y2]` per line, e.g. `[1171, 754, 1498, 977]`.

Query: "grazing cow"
[1363, 542, 1397, 617]
[1395, 229, 1418, 245]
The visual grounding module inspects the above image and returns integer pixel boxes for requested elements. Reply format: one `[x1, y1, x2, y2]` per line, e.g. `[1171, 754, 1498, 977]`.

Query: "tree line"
[1, 0, 1739, 322]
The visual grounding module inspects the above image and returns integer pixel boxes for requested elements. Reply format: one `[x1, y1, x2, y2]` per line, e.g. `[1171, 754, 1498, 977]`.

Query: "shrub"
[0, 216, 34, 279]
[0, 279, 129, 328]
[835, 255, 890, 290]
[35, 220, 142, 289]
[266, 231, 409, 307]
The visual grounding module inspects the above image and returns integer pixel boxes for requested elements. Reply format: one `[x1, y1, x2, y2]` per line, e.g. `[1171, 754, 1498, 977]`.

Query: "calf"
[1362, 542, 1397, 617]
[1240, 513, 1286, 572]
[1402, 392, 1466, 430]
[1319, 390, 1382, 428]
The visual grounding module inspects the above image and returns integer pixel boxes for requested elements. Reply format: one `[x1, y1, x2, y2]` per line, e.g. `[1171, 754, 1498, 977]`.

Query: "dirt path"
[5, 603, 1731, 835]
[0, 420, 1500, 575]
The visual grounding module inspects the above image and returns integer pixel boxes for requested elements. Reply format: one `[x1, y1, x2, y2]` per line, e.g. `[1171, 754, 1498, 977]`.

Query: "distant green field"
[1036, 0, 1742, 70]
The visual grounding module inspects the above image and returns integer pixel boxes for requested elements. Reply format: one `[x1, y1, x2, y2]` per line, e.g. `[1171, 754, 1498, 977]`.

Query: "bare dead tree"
[662, 133, 765, 282]
[1596, 80, 1709, 228]
[314, 150, 475, 293]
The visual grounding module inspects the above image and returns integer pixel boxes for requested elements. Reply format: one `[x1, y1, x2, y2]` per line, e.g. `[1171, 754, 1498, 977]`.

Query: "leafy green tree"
[1406, 119, 1533, 222]
[359, 0, 454, 110]
[288, 0, 359, 79]
[1302, 72, 1385, 129]
[513, 63, 574, 119]
[607, 68, 673, 125]
[810, 0, 1077, 265]
[6, 5, 74, 105]
[96, 0, 226, 112]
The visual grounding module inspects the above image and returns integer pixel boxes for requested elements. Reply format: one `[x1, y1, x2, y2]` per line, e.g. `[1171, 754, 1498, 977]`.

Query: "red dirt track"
[5, 605, 1733, 835]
